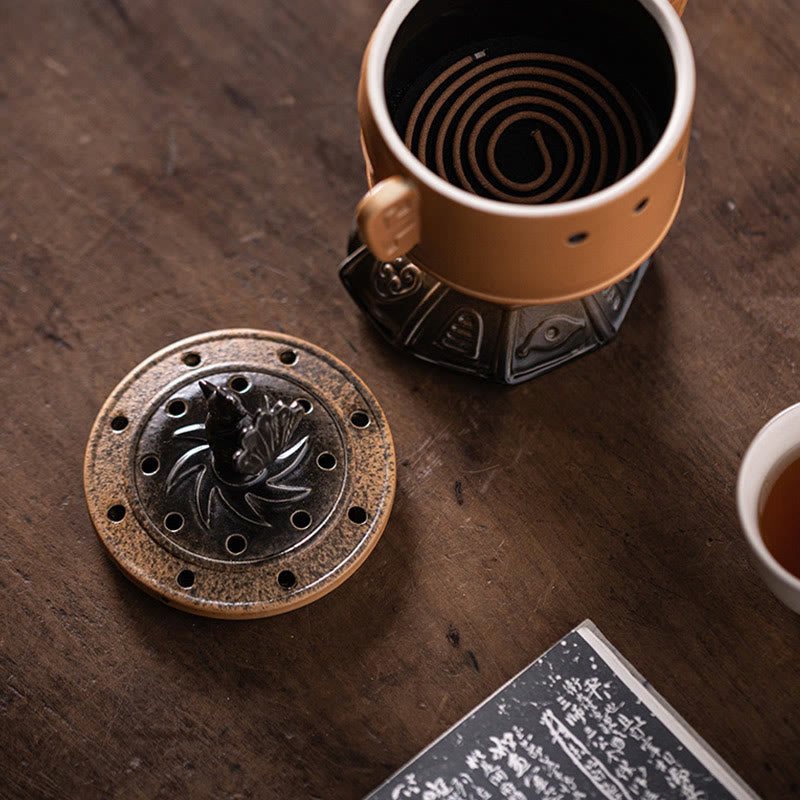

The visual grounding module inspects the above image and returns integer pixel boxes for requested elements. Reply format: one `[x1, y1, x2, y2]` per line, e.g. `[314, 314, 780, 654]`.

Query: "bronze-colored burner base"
[339, 233, 648, 384]
[84, 330, 396, 618]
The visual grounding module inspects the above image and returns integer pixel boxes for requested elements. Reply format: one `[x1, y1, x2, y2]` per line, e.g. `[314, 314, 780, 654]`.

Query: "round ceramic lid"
[84, 329, 396, 618]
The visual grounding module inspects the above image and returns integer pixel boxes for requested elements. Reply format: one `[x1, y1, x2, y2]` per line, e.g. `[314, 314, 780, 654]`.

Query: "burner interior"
[386, 0, 675, 204]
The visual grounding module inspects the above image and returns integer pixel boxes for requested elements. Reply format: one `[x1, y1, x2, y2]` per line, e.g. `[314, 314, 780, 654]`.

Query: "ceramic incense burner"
[341, 0, 694, 382]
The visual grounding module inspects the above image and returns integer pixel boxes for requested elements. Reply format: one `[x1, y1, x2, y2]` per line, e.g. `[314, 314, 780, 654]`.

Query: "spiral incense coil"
[404, 51, 645, 204]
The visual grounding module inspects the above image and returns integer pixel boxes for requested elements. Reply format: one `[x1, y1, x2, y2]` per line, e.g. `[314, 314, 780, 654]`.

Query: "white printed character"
[582, 677, 604, 700]
[489, 732, 517, 761]
[506, 751, 531, 779]
[391, 774, 421, 799]
[487, 767, 510, 787]
[465, 749, 487, 771]
[422, 776, 452, 800]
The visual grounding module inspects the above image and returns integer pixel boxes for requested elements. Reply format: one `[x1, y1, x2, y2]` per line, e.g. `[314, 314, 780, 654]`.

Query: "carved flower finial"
[165, 380, 310, 528]
[234, 394, 304, 477]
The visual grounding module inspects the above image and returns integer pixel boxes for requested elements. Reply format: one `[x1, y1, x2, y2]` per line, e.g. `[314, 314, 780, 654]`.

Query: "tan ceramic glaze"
[356, 0, 695, 305]
[84, 330, 396, 619]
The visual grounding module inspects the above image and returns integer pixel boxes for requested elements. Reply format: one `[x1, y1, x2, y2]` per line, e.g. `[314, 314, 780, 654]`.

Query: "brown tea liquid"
[759, 455, 800, 579]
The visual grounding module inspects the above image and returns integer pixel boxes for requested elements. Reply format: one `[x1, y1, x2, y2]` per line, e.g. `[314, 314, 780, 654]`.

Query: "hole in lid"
[228, 375, 250, 393]
[166, 399, 187, 418]
[277, 570, 296, 589]
[350, 410, 370, 428]
[182, 352, 201, 367]
[177, 569, 195, 589]
[225, 534, 248, 555]
[279, 349, 297, 365]
[107, 504, 126, 522]
[290, 510, 312, 530]
[164, 512, 184, 532]
[140, 456, 160, 475]
[567, 232, 589, 246]
[110, 415, 129, 432]
[634, 197, 649, 213]
[295, 397, 313, 414]
[348, 506, 368, 525]
[317, 452, 337, 471]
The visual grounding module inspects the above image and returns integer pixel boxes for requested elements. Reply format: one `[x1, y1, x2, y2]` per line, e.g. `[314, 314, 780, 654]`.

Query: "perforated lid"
[84, 330, 396, 618]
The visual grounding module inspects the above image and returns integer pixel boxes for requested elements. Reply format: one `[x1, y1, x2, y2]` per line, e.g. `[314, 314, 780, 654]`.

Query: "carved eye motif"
[516, 315, 586, 357]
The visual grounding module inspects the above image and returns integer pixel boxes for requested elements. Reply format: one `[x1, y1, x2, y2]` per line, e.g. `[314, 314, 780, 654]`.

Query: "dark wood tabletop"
[2, 1, 799, 798]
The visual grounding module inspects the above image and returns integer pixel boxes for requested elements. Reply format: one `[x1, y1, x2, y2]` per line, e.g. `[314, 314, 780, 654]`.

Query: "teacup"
[355, 0, 695, 305]
[737, 402, 800, 614]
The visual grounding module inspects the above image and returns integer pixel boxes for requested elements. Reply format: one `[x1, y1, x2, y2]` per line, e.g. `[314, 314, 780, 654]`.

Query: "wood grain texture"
[1, 1, 798, 798]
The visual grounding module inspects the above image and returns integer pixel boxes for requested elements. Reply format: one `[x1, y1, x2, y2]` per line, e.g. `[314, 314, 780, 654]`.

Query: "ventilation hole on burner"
[182, 352, 201, 367]
[164, 512, 184, 532]
[166, 399, 187, 418]
[225, 534, 248, 555]
[177, 570, 195, 589]
[278, 570, 296, 589]
[348, 506, 368, 525]
[140, 456, 160, 475]
[295, 398, 313, 414]
[228, 375, 250, 393]
[317, 452, 337, 470]
[350, 411, 370, 428]
[290, 510, 312, 530]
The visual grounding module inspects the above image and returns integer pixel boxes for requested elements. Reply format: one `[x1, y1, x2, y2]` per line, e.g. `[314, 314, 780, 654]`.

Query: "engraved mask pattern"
[372, 258, 423, 300]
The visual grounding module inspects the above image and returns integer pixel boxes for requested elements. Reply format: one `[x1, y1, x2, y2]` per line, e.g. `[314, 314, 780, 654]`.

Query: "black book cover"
[365, 621, 758, 800]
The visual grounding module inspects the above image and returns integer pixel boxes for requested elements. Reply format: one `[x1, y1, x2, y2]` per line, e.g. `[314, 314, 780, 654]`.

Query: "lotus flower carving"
[165, 381, 311, 528]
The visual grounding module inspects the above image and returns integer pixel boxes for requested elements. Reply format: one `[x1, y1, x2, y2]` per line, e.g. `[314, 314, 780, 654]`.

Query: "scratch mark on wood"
[166, 127, 177, 176]
[106, 0, 134, 29]
[530, 583, 554, 616]
[343, 337, 359, 354]
[406, 425, 451, 469]
[223, 84, 258, 114]
[446, 624, 460, 648]
[365, 726, 386, 746]
[6, 682, 25, 700]
[464, 464, 500, 475]
[43, 57, 68, 77]
[35, 325, 74, 350]
[239, 230, 264, 243]
[466, 650, 480, 672]
[454, 480, 464, 505]
[263, 264, 289, 279]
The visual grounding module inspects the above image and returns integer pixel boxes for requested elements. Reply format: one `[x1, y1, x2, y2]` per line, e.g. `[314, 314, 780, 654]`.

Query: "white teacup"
[737, 402, 800, 613]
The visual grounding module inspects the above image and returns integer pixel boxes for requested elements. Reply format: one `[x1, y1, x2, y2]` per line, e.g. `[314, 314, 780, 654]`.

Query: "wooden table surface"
[2, 1, 799, 798]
